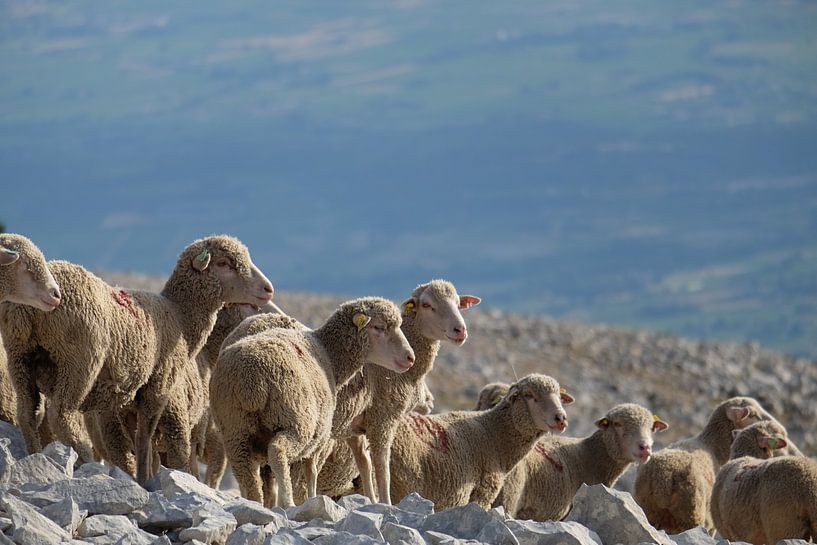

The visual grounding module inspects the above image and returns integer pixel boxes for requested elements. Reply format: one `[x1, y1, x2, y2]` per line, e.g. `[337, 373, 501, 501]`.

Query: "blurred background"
[2, 1, 816, 357]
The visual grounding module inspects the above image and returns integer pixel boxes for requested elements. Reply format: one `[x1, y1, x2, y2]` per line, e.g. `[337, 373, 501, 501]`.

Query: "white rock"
[295, 527, 337, 541]
[6, 453, 69, 487]
[565, 484, 673, 545]
[476, 519, 518, 545]
[0, 438, 15, 484]
[381, 522, 425, 545]
[396, 493, 434, 515]
[38, 497, 86, 533]
[421, 502, 493, 540]
[78, 513, 157, 545]
[356, 503, 425, 529]
[337, 494, 371, 512]
[42, 441, 78, 477]
[178, 505, 238, 545]
[423, 530, 482, 545]
[0, 422, 26, 460]
[157, 467, 232, 505]
[21, 475, 150, 515]
[0, 491, 73, 545]
[224, 497, 288, 529]
[671, 527, 717, 545]
[129, 491, 195, 531]
[313, 530, 382, 545]
[335, 510, 383, 541]
[225, 523, 277, 545]
[286, 495, 348, 523]
[506, 520, 603, 545]
[268, 528, 315, 544]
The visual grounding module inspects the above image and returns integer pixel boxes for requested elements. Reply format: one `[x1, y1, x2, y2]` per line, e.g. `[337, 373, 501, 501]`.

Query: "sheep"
[209, 296, 416, 507]
[632, 396, 778, 534]
[412, 379, 434, 416]
[0, 235, 274, 483]
[198, 302, 303, 487]
[386, 373, 573, 510]
[0, 234, 62, 425]
[495, 403, 669, 521]
[324, 280, 480, 504]
[474, 381, 510, 411]
[711, 420, 816, 544]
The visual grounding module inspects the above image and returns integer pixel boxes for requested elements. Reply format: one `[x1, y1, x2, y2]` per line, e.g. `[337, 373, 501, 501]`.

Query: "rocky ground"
[1, 429, 805, 545]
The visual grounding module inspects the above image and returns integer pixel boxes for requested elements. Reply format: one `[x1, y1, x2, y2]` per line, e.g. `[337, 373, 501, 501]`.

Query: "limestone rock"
[6, 453, 69, 487]
[0, 438, 15, 484]
[337, 494, 371, 512]
[78, 514, 157, 545]
[38, 497, 86, 534]
[381, 522, 426, 545]
[269, 528, 317, 544]
[396, 493, 434, 516]
[129, 491, 195, 531]
[335, 510, 383, 541]
[42, 441, 78, 477]
[21, 475, 150, 515]
[224, 497, 288, 530]
[565, 484, 673, 545]
[0, 422, 26, 460]
[356, 503, 425, 529]
[225, 523, 278, 545]
[157, 467, 232, 505]
[0, 491, 73, 545]
[506, 520, 603, 545]
[286, 495, 348, 523]
[671, 527, 717, 545]
[312, 530, 382, 545]
[421, 502, 493, 540]
[178, 505, 238, 545]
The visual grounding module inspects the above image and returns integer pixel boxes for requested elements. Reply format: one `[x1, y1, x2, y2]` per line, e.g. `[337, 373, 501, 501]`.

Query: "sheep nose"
[406, 352, 415, 364]
[49, 287, 61, 301]
[264, 283, 274, 295]
[638, 444, 652, 461]
[554, 412, 566, 423]
[451, 325, 467, 341]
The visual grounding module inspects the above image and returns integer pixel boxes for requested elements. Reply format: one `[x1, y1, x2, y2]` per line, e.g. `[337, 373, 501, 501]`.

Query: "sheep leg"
[204, 428, 228, 488]
[267, 434, 297, 507]
[136, 410, 163, 484]
[303, 457, 318, 498]
[85, 411, 109, 462]
[223, 432, 263, 503]
[261, 465, 277, 508]
[348, 434, 376, 502]
[368, 423, 398, 505]
[157, 402, 192, 472]
[469, 472, 504, 510]
[97, 409, 137, 476]
[8, 351, 44, 454]
[46, 398, 95, 464]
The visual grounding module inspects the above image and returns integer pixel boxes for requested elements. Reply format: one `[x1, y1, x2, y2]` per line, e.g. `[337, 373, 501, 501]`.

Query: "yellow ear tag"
[403, 301, 415, 317]
[510, 391, 519, 401]
[354, 314, 369, 332]
[601, 418, 609, 426]
[767, 438, 780, 449]
[560, 387, 567, 394]
[490, 396, 503, 407]
[653, 414, 661, 422]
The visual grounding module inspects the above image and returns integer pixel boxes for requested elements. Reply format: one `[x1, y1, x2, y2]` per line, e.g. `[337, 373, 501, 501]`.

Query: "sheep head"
[401, 279, 480, 345]
[182, 235, 274, 307]
[0, 234, 61, 312]
[595, 404, 668, 464]
[507, 374, 571, 434]
[346, 297, 415, 374]
[729, 420, 791, 459]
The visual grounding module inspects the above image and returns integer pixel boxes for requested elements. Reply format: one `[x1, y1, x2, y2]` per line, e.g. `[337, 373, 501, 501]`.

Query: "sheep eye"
[373, 324, 386, 332]
[613, 421, 623, 428]
[421, 302, 431, 309]
[216, 258, 232, 268]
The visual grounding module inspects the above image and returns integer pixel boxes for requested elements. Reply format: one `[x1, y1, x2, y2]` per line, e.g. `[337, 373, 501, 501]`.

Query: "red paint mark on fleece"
[534, 442, 564, 472]
[408, 413, 449, 453]
[111, 289, 139, 319]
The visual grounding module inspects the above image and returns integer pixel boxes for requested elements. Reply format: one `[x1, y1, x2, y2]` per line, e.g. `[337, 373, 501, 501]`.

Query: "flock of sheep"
[0, 232, 815, 545]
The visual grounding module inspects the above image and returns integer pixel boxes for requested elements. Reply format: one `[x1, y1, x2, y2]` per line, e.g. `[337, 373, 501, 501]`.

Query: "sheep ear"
[596, 417, 610, 429]
[559, 387, 575, 405]
[353, 313, 371, 332]
[726, 406, 750, 424]
[490, 395, 503, 408]
[192, 248, 211, 271]
[760, 436, 787, 450]
[459, 295, 481, 310]
[652, 415, 669, 432]
[401, 298, 417, 317]
[0, 248, 20, 266]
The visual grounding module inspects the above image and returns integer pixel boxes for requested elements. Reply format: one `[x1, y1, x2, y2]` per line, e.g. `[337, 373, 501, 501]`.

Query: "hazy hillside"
[3, 1, 817, 357]
[102, 273, 817, 459]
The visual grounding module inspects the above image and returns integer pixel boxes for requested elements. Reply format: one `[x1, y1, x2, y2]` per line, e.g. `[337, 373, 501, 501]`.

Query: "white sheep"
[0, 235, 273, 483]
[495, 403, 668, 521]
[0, 234, 62, 425]
[327, 280, 480, 504]
[386, 373, 573, 510]
[711, 420, 816, 544]
[633, 396, 778, 534]
[209, 296, 415, 507]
